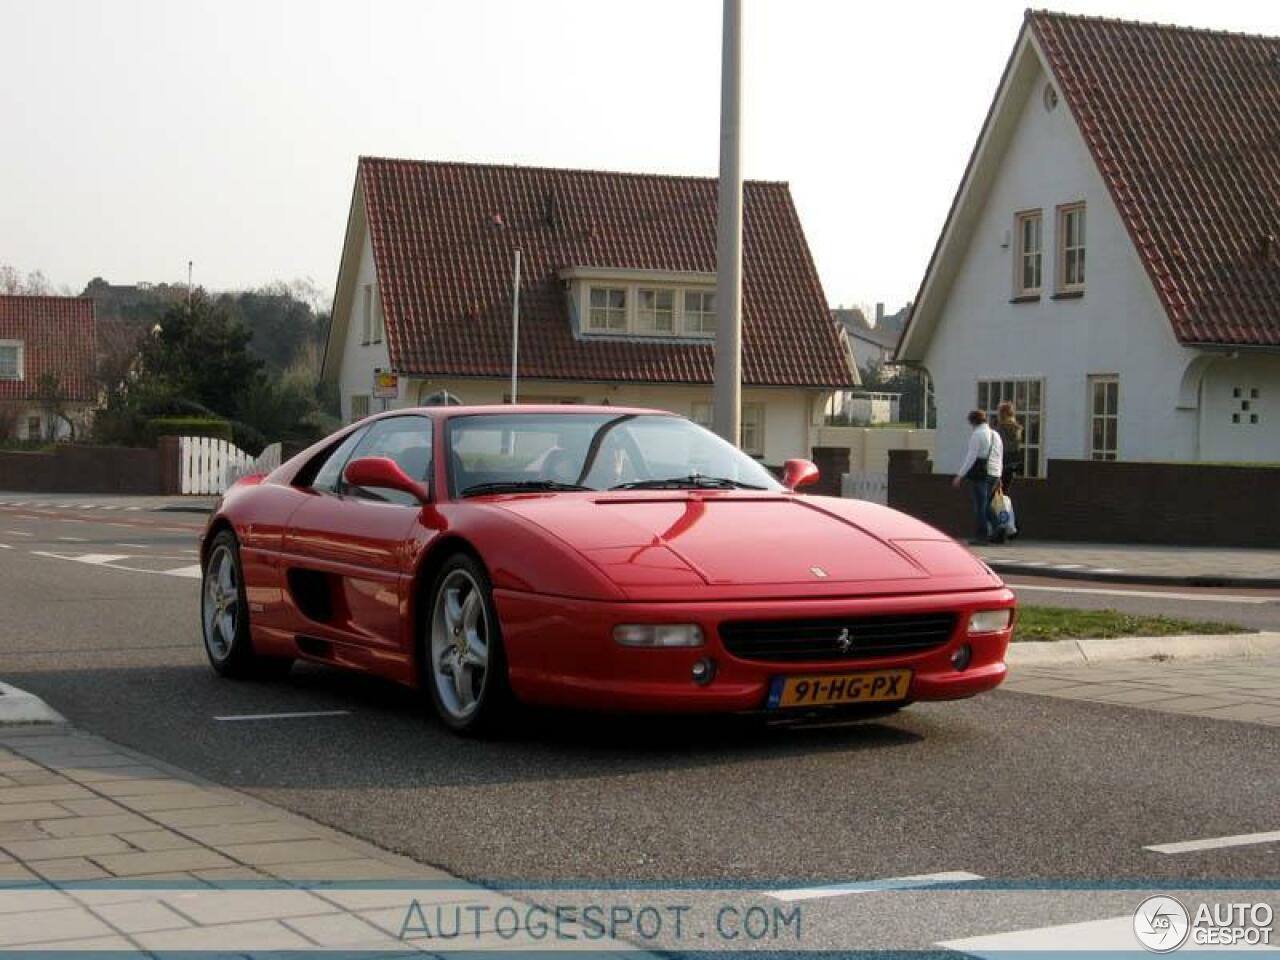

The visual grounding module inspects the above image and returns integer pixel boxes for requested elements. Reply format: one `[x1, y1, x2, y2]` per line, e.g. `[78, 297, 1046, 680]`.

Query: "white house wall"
[923, 56, 1197, 475]
[1199, 355, 1280, 462]
[336, 232, 391, 422]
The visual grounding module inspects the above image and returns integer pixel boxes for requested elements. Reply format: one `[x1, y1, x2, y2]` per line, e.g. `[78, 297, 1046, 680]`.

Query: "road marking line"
[0, 544, 12, 550]
[115, 543, 148, 549]
[765, 871, 982, 902]
[57, 536, 88, 542]
[214, 710, 352, 722]
[1145, 829, 1280, 855]
[125, 507, 141, 511]
[4, 531, 32, 537]
[164, 564, 203, 579]
[33, 552, 130, 565]
[938, 915, 1132, 953]
[1010, 583, 1274, 604]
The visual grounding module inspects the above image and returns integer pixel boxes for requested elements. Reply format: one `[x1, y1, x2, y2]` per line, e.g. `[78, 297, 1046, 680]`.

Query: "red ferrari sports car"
[200, 405, 1015, 734]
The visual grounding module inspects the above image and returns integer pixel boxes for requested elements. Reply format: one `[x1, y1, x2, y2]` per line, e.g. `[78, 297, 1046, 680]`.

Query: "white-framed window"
[370, 284, 384, 343]
[691, 402, 764, 457]
[588, 287, 628, 332]
[1014, 210, 1043, 296]
[1057, 203, 1086, 293]
[0, 340, 23, 381]
[1088, 375, 1119, 460]
[350, 394, 371, 422]
[977, 378, 1045, 477]
[684, 290, 717, 335]
[360, 284, 374, 344]
[636, 289, 675, 334]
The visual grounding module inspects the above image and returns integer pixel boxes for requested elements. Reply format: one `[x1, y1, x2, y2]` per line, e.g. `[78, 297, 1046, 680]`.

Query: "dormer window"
[564, 268, 717, 340]
[588, 287, 628, 332]
[637, 289, 675, 333]
[0, 340, 22, 381]
[684, 291, 717, 335]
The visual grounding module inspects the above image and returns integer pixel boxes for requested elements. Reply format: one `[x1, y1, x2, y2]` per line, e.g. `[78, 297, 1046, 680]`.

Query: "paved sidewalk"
[1005, 655, 1280, 726]
[974, 539, 1280, 587]
[0, 724, 630, 954]
[0, 493, 217, 514]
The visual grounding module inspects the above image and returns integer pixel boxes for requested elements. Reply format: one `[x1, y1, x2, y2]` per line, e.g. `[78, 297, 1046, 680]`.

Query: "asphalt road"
[0, 501, 1276, 906]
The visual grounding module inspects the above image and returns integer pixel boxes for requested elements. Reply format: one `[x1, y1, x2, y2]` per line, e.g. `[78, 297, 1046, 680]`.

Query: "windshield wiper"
[610, 475, 766, 491]
[460, 480, 593, 498]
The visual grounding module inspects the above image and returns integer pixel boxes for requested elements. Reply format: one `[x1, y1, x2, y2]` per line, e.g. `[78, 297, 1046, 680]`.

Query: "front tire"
[202, 530, 292, 680]
[424, 554, 514, 736]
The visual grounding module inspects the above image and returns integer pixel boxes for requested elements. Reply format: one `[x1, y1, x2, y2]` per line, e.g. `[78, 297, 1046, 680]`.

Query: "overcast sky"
[3, 0, 1278, 313]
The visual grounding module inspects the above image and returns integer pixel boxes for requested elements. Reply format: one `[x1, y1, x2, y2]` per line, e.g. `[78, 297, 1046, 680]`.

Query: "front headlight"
[613, 624, 705, 648]
[968, 609, 1013, 634]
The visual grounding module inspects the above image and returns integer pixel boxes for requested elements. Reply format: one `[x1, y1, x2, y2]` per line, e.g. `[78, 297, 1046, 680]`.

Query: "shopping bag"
[992, 489, 1017, 536]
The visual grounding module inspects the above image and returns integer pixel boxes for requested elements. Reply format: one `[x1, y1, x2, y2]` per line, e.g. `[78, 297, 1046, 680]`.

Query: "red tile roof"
[0, 296, 97, 403]
[1029, 10, 1280, 347]
[359, 157, 855, 387]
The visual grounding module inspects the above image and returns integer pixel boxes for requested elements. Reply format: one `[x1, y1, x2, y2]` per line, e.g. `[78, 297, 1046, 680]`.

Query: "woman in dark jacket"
[995, 402, 1022, 493]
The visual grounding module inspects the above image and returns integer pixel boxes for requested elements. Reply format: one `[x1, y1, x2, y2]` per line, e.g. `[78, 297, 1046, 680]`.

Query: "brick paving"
[1005, 656, 1280, 725]
[974, 540, 1280, 583]
[0, 725, 636, 954]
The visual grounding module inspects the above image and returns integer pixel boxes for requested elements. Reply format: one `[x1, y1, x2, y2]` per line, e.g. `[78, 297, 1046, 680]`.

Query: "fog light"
[691, 658, 717, 686]
[968, 609, 1013, 634]
[951, 643, 973, 672]
[614, 624, 705, 648]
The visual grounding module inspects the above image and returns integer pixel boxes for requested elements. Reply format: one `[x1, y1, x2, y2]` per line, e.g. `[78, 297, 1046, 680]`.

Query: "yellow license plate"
[767, 670, 911, 709]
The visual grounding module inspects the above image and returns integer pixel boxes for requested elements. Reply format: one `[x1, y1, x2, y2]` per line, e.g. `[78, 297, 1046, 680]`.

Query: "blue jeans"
[968, 475, 997, 541]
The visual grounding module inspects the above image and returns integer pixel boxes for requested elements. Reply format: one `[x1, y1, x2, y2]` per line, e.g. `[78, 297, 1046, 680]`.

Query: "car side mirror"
[343, 456, 430, 504]
[781, 458, 820, 492]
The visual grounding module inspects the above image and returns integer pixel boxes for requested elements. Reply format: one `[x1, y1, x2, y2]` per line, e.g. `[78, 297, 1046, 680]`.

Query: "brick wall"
[888, 449, 1280, 548]
[0, 445, 164, 494]
[810, 446, 851, 497]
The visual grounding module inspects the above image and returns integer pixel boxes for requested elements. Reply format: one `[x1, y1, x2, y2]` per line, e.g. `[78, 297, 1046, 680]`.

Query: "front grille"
[719, 613, 958, 663]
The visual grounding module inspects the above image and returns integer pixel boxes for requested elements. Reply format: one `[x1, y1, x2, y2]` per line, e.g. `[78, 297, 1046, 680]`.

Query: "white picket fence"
[841, 470, 889, 504]
[179, 437, 282, 495]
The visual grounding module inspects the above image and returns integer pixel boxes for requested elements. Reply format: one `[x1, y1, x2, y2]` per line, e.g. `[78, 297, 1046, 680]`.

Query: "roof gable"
[1031, 11, 1280, 347]
[899, 10, 1280, 361]
[0, 296, 97, 402]
[335, 157, 855, 388]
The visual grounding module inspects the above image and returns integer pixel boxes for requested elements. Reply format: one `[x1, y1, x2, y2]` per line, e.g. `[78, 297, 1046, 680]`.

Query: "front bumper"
[495, 587, 1015, 713]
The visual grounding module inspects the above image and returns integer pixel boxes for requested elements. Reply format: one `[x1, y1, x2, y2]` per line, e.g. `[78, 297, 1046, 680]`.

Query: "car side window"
[308, 428, 368, 494]
[345, 416, 433, 505]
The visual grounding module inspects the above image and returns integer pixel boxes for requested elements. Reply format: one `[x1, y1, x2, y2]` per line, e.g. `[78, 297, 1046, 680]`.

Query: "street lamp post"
[712, 0, 743, 448]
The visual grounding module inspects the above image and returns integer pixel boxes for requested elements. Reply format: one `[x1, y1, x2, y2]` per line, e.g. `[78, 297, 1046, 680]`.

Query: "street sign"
[373, 369, 399, 400]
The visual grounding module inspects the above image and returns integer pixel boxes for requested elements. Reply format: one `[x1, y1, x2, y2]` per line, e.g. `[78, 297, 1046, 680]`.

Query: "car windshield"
[446, 413, 782, 497]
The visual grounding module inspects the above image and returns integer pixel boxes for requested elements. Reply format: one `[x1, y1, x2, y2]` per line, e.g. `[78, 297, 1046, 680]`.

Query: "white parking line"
[1011, 583, 1274, 604]
[1145, 829, 1280, 855]
[0, 545, 11, 550]
[57, 536, 88, 542]
[33, 552, 130, 566]
[3, 531, 32, 538]
[939, 915, 1133, 954]
[164, 564, 203, 579]
[765, 871, 982, 902]
[214, 710, 352, 722]
[115, 543, 148, 549]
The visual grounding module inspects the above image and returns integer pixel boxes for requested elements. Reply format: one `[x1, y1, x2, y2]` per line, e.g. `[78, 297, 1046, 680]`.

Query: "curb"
[987, 561, 1280, 590]
[156, 504, 215, 515]
[0, 682, 65, 725]
[1006, 631, 1280, 666]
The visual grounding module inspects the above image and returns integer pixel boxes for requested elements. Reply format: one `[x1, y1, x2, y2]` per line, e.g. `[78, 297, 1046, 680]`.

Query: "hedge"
[145, 416, 233, 445]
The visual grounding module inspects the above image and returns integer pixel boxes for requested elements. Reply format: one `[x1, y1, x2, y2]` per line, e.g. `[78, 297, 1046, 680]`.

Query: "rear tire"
[202, 530, 293, 681]
[423, 553, 514, 736]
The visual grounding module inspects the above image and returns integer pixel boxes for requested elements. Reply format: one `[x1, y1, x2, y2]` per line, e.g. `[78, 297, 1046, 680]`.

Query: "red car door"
[280, 415, 435, 666]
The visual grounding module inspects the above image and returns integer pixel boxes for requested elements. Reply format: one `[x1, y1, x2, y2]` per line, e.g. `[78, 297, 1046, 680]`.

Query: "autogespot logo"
[1134, 896, 1191, 952]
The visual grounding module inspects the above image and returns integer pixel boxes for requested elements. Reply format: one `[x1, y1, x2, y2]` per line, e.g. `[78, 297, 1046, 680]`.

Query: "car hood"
[483, 492, 1001, 600]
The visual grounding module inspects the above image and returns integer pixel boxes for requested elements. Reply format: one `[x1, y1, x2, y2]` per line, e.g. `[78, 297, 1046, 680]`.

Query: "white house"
[896, 11, 1280, 478]
[0, 295, 97, 442]
[320, 158, 857, 468]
